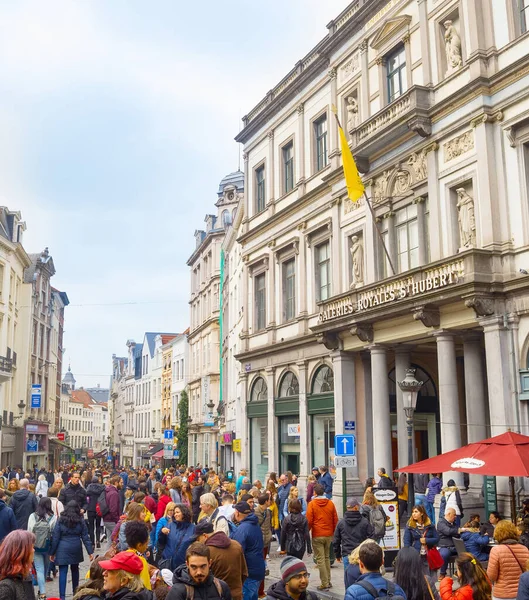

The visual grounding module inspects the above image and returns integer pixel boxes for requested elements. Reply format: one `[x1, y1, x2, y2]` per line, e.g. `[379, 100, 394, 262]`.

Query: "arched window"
[222, 209, 231, 228]
[311, 365, 334, 394]
[250, 377, 268, 402]
[278, 371, 299, 397]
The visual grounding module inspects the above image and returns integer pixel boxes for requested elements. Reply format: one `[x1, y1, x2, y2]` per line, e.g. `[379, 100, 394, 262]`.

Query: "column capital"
[432, 329, 457, 340]
[367, 344, 388, 354]
[296, 360, 308, 371]
[330, 350, 356, 363]
[478, 314, 507, 330]
[265, 366, 274, 375]
[394, 344, 414, 355]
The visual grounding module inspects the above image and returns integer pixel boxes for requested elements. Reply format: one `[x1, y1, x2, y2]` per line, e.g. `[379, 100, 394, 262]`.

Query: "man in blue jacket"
[425, 473, 443, 524]
[0, 489, 16, 542]
[319, 466, 334, 498]
[277, 474, 292, 525]
[232, 501, 265, 600]
[344, 543, 407, 600]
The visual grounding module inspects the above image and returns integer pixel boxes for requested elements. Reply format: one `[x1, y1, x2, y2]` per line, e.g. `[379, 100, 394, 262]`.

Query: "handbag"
[426, 546, 444, 570]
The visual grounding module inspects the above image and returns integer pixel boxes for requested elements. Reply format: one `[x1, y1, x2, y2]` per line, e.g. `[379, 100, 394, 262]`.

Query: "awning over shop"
[142, 443, 164, 458]
[49, 438, 75, 452]
[94, 449, 109, 459]
[152, 449, 164, 459]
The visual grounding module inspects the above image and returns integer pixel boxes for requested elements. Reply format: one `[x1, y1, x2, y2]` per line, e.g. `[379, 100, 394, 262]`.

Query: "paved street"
[41, 555, 92, 600]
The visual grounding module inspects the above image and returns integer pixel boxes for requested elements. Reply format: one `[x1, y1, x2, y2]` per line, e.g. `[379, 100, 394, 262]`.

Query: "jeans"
[103, 522, 117, 548]
[87, 512, 102, 546]
[33, 552, 50, 595]
[415, 493, 427, 508]
[342, 555, 350, 570]
[59, 564, 79, 600]
[243, 577, 260, 600]
[312, 536, 333, 588]
[424, 500, 435, 524]
[439, 547, 457, 575]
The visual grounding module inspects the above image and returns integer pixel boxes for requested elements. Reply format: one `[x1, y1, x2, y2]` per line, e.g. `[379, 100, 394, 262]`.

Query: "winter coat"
[205, 531, 248, 600]
[104, 485, 121, 523]
[426, 477, 443, 503]
[231, 512, 265, 580]
[283, 496, 307, 518]
[442, 486, 463, 517]
[403, 520, 439, 552]
[306, 496, 338, 538]
[440, 578, 474, 600]
[437, 517, 459, 547]
[10, 489, 38, 530]
[86, 482, 105, 514]
[155, 516, 170, 545]
[344, 563, 362, 588]
[414, 474, 429, 494]
[460, 529, 490, 561]
[319, 472, 334, 496]
[333, 510, 374, 559]
[49, 519, 93, 565]
[0, 576, 34, 600]
[277, 484, 292, 519]
[254, 505, 272, 547]
[265, 580, 318, 600]
[106, 587, 153, 600]
[35, 479, 49, 498]
[344, 572, 406, 600]
[487, 540, 529, 598]
[280, 512, 312, 556]
[155, 494, 171, 521]
[167, 564, 232, 600]
[518, 571, 529, 600]
[306, 482, 316, 503]
[158, 520, 195, 570]
[0, 500, 17, 542]
[376, 475, 393, 489]
[191, 484, 204, 520]
[59, 482, 88, 511]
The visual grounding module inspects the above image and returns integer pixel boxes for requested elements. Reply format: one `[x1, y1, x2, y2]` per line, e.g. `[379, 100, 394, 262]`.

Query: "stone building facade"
[235, 0, 529, 506]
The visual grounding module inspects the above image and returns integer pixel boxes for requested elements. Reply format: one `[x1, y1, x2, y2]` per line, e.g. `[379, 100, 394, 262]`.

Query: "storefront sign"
[232, 439, 241, 452]
[222, 432, 233, 444]
[287, 424, 301, 436]
[31, 384, 42, 409]
[57, 432, 65, 441]
[484, 476, 497, 519]
[26, 439, 39, 452]
[318, 261, 464, 323]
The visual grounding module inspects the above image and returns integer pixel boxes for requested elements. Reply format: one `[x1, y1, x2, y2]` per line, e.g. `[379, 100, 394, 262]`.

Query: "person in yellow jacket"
[269, 492, 280, 545]
[124, 520, 153, 590]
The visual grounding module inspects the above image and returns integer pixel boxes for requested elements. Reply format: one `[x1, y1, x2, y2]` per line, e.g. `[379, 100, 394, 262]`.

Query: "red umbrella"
[396, 431, 529, 521]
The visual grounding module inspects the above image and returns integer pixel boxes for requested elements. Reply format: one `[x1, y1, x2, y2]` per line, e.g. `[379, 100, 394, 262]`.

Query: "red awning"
[152, 449, 164, 459]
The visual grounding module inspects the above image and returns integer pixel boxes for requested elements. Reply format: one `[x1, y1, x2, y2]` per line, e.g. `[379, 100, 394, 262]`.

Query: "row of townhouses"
[109, 0, 529, 513]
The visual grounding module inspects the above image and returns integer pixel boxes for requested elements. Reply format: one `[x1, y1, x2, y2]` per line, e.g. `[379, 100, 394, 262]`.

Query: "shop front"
[23, 422, 49, 469]
[308, 366, 335, 471]
[248, 376, 268, 482]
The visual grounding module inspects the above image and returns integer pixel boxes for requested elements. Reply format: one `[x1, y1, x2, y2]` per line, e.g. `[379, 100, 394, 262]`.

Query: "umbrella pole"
[509, 476, 516, 524]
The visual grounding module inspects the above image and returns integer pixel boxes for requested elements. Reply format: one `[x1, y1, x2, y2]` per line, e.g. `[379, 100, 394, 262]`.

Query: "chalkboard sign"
[484, 476, 497, 519]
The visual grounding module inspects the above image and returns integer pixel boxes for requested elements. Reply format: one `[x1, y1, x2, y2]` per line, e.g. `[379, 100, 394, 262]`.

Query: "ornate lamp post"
[397, 368, 424, 510]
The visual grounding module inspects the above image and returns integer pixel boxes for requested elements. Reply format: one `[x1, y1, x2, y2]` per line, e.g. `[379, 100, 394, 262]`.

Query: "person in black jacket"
[437, 507, 459, 580]
[266, 556, 318, 600]
[59, 472, 88, 513]
[10, 478, 38, 530]
[279, 499, 311, 559]
[333, 497, 374, 582]
[86, 476, 106, 548]
[167, 542, 232, 600]
[0, 489, 16, 542]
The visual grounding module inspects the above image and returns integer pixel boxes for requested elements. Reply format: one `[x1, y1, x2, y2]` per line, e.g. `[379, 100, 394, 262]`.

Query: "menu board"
[374, 488, 400, 551]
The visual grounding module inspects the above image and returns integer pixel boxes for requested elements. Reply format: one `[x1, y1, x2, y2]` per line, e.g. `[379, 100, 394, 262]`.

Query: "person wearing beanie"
[265, 557, 318, 600]
[232, 501, 265, 600]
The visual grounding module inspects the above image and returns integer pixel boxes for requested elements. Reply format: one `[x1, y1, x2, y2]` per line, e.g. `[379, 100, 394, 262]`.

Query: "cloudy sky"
[0, 0, 350, 388]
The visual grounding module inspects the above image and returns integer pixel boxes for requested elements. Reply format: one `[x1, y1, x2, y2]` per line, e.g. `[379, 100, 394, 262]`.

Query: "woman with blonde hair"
[117, 503, 147, 552]
[5, 478, 19, 503]
[180, 482, 192, 507]
[487, 519, 529, 599]
[283, 485, 307, 517]
[155, 502, 176, 546]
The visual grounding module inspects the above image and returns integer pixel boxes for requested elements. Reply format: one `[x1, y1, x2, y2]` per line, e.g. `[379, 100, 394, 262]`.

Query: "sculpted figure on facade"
[373, 171, 390, 203]
[444, 20, 463, 72]
[407, 151, 427, 181]
[346, 96, 359, 131]
[350, 235, 364, 289]
[393, 169, 412, 196]
[456, 188, 476, 248]
[444, 131, 474, 162]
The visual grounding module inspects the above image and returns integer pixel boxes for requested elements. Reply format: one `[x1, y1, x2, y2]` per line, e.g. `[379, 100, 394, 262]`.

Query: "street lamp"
[397, 368, 424, 510]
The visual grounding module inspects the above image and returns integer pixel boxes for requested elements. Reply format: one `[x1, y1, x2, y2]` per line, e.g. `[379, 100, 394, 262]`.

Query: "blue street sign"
[31, 384, 42, 409]
[173, 449, 180, 458]
[335, 434, 356, 456]
[344, 420, 355, 431]
[164, 429, 174, 441]
[26, 439, 39, 452]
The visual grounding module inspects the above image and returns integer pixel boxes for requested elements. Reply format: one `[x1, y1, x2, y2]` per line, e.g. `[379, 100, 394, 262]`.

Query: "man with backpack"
[334, 498, 375, 571]
[344, 543, 406, 600]
[86, 475, 105, 549]
[167, 541, 233, 600]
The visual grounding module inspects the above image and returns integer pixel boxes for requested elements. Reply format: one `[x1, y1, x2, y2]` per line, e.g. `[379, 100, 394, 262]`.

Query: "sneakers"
[100, 533, 107, 543]
[96, 542, 101, 549]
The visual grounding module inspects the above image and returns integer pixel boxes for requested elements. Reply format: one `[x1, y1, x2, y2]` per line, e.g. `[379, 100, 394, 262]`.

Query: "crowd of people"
[0, 465, 527, 600]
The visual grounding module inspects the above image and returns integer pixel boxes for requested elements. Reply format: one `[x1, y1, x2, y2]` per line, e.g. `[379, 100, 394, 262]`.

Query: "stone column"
[331, 200, 342, 296]
[369, 346, 392, 475]
[268, 252, 276, 339]
[297, 361, 309, 497]
[359, 40, 370, 118]
[239, 374, 249, 473]
[328, 68, 339, 170]
[297, 104, 306, 195]
[463, 335, 487, 493]
[434, 331, 463, 487]
[417, 0, 432, 85]
[395, 347, 411, 469]
[361, 353, 374, 478]
[266, 367, 277, 473]
[415, 197, 428, 267]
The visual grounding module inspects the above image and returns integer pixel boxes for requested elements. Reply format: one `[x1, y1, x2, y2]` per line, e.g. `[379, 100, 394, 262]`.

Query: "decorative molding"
[402, 33, 411, 44]
[268, 130, 274, 141]
[470, 111, 504, 128]
[413, 305, 440, 328]
[370, 15, 412, 50]
[443, 130, 474, 162]
[344, 195, 364, 215]
[297, 221, 307, 232]
[267, 240, 276, 249]
[464, 295, 495, 318]
[350, 323, 374, 343]
[297, 103, 305, 115]
[408, 115, 431, 137]
[316, 332, 341, 350]
[242, 152, 248, 161]
[328, 67, 338, 80]
[359, 39, 368, 53]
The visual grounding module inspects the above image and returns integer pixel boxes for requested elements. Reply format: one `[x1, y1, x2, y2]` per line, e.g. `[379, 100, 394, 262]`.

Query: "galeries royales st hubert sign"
[318, 259, 464, 323]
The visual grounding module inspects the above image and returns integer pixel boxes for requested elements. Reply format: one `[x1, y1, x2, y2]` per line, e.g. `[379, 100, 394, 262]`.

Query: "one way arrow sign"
[334, 434, 356, 456]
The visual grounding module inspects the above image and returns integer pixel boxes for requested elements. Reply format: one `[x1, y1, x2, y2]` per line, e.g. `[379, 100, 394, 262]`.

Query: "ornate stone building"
[235, 0, 529, 508]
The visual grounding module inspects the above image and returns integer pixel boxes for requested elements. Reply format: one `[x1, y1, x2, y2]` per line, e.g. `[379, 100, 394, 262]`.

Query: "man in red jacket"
[306, 483, 338, 590]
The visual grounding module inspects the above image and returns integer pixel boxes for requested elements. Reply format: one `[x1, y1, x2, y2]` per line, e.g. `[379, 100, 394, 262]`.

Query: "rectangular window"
[387, 46, 407, 103]
[315, 242, 331, 302]
[282, 259, 296, 321]
[254, 273, 266, 331]
[522, 0, 529, 33]
[314, 115, 328, 171]
[396, 204, 419, 273]
[255, 165, 266, 213]
[282, 142, 294, 194]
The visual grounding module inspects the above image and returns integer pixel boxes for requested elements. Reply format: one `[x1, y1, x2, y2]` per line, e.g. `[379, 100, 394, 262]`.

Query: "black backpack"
[287, 525, 305, 555]
[354, 580, 406, 600]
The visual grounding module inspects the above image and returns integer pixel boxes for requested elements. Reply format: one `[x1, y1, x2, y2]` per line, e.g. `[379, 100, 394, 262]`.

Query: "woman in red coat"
[440, 552, 491, 600]
[155, 485, 171, 521]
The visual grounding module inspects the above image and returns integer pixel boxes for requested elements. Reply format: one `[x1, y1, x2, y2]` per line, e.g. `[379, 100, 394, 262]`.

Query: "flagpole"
[332, 110, 396, 277]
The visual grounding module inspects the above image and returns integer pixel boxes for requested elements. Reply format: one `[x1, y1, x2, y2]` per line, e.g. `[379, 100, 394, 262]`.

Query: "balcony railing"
[0, 356, 13, 383]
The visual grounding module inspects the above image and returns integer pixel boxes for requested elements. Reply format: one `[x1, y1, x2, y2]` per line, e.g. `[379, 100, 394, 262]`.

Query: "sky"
[0, 0, 350, 388]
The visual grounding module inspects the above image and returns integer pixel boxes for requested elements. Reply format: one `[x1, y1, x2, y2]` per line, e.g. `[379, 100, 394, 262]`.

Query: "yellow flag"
[338, 125, 364, 203]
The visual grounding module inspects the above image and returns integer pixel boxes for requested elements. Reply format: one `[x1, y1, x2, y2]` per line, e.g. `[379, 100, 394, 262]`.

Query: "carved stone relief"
[316, 332, 341, 350]
[350, 323, 373, 343]
[350, 234, 364, 289]
[456, 187, 476, 249]
[444, 131, 474, 161]
[465, 296, 495, 318]
[341, 52, 360, 82]
[346, 95, 359, 131]
[444, 19, 463, 75]
[413, 305, 440, 328]
[344, 195, 364, 215]
[407, 150, 427, 181]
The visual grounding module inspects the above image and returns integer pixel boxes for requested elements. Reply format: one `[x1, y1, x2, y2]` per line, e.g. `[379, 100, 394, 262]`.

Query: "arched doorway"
[248, 376, 268, 481]
[388, 365, 440, 470]
[276, 371, 300, 474]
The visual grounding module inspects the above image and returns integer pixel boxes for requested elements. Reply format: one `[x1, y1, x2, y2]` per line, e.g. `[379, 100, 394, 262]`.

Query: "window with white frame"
[314, 115, 328, 172]
[255, 165, 266, 213]
[282, 258, 296, 321]
[387, 45, 407, 103]
[315, 241, 331, 302]
[396, 204, 419, 273]
[254, 273, 266, 331]
[282, 141, 294, 194]
[522, 0, 529, 33]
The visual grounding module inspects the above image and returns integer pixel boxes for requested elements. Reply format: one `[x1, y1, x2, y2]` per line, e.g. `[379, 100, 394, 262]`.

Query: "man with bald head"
[437, 507, 460, 580]
[10, 478, 38, 529]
